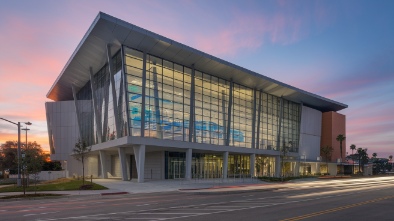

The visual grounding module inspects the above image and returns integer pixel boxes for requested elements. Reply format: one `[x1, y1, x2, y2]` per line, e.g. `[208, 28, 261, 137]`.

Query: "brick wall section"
[321, 111, 346, 162]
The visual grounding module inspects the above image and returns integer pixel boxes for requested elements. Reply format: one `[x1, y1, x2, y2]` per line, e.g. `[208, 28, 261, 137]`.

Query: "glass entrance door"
[171, 161, 185, 179]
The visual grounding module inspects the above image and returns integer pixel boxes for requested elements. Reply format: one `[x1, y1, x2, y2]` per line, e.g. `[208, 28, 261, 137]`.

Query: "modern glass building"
[46, 12, 347, 182]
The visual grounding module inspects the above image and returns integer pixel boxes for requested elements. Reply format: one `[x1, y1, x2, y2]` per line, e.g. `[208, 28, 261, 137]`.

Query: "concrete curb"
[100, 192, 129, 196]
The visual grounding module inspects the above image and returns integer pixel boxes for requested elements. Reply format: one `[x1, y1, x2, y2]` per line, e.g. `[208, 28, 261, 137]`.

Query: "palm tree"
[372, 153, 377, 158]
[336, 134, 346, 175]
[350, 144, 356, 174]
[336, 134, 346, 160]
[350, 144, 356, 155]
[357, 148, 369, 174]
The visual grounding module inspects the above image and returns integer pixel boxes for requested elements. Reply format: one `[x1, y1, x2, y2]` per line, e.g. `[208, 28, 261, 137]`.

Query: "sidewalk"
[0, 177, 320, 197]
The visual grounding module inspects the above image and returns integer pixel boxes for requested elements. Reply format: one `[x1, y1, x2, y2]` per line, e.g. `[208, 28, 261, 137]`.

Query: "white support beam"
[133, 145, 146, 183]
[90, 67, 103, 143]
[71, 85, 83, 140]
[223, 151, 229, 179]
[106, 44, 121, 138]
[118, 147, 128, 181]
[99, 150, 108, 179]
[185, 148, 192, 180]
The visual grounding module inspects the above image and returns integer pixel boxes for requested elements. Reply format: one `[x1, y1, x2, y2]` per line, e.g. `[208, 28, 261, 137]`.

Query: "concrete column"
[222, 151, 229, 179]
[185, 148, 192, 180]
[250, 154, 256, 177]
[316, 162, 321, 174]
[99, 150, 108, 179]
[295, 161, 300, 176]
[133, 145, 146, 183]
[275, 155, 281, 177]
[118, 147, 128, 181]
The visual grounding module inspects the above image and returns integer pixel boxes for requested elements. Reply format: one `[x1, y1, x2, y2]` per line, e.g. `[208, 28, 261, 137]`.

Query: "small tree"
[336, 134, 346, 174]
[280, 141, 290, 181]
[73, 139, 91, 185]
[25, 147, 44, 195]
[372, 153, 377, 158]
[350, 144, 356, 174]
[389, 155, 393, 162]
[357, 148, 369, 174]
[320, 145, 333, 175]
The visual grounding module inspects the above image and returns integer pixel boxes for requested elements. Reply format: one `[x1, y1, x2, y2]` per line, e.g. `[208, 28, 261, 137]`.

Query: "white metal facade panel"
[144, 151, 164, 180]
[299, 106, 322, 161]
[46, 101, 80, 161]
[300, 106, 322, 136]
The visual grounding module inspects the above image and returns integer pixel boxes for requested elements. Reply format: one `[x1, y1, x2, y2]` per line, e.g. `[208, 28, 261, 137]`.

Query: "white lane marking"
[24, 211, 59, 217]
[126, 218, 166, 220]
[211, 205, 251, 207]
[137, 213, 208, 215]
[136, 204, 151, 206]
[24, 214, 36, 217]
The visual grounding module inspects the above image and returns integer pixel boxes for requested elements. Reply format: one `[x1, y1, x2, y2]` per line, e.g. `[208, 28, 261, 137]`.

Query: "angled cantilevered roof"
[47, 12, 347, 112]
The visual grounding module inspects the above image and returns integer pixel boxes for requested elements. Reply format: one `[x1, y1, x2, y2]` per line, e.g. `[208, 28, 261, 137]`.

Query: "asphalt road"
[1, 177, 394, 221]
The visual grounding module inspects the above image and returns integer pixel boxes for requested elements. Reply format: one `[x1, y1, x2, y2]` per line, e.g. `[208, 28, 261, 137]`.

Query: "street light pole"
[21, 127, 30, 187]
[0, 118, 31, 186]
[17, 122, 21, 186]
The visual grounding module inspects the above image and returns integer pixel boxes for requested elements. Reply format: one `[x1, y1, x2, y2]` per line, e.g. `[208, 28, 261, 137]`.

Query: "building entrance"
[171, 160, 185, 179]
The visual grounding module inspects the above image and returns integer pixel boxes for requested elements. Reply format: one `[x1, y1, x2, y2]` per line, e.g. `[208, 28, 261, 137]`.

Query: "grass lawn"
[0, 178, 107, 193]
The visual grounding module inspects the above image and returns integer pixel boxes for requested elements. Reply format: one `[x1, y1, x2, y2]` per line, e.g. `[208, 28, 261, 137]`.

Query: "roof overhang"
[47, 12, 348, 112]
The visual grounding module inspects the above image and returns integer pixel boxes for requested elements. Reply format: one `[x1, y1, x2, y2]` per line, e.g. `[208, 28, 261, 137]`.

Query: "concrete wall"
[67, 154, 100, 178]
[299, 106, 322, 161]
[110, 155, 121, 178]
[144, 151, 164, 180]
[10, 171, 67, 181]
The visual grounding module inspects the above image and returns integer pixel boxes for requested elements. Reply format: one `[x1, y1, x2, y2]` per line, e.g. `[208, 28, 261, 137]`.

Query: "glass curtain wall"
[194, 71, 229, 145]
[231, 84, 253, 148]
[257, 93, 280, 150]
[256, 93, 300, 151]
[76, 83, 94, 145]
[192, 153, 223, 178]
[123, 46, 300, 151]
[255, 155, 276, 177]
[76, 50, 126, 145]
[228, 154, 250, 178]
[165, 152, 251, 179]
[280, 100, 301, 152]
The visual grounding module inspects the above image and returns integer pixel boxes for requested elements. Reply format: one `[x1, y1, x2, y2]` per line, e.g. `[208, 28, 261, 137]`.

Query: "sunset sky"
[0, 0, 393, 157]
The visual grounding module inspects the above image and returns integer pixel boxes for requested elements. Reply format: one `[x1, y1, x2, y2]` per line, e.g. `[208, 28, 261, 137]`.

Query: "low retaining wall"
[9, 171, 67, 181]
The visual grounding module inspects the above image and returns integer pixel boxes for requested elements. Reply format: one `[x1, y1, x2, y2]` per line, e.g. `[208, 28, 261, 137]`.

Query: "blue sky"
[0, 0, 393, 157]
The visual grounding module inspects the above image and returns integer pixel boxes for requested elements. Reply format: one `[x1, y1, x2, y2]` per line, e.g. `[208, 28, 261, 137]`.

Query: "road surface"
[1, 176, 393, 220]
